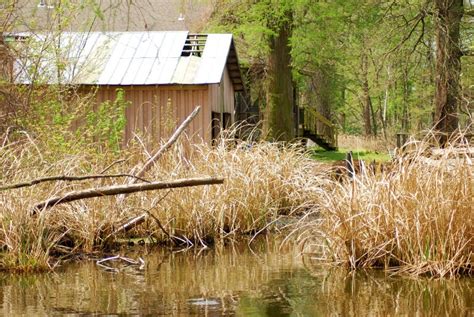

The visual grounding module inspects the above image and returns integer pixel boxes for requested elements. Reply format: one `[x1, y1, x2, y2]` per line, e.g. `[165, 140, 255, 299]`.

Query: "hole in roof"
[181, 34, 207, 57]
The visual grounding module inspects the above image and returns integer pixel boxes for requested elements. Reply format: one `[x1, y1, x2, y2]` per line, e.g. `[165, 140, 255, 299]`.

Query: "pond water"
[0, 237, 472, 316]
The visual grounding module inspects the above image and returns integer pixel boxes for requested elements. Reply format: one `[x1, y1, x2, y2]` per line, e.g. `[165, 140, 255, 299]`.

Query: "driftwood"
[0, 173, 150, 191]
[104, 192, 173, 242]
[96, 255, 145, 272]
[32, 177, 224, 214]
[112, 214, 147, 235]
[131, 106, 201, 182]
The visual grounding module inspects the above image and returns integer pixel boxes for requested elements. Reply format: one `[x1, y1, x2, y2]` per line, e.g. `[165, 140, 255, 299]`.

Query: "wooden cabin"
[12, 31, 245, 144]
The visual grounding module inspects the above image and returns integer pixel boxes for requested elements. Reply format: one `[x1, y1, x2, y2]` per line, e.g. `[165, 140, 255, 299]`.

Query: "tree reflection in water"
[0, 237, 472, 316]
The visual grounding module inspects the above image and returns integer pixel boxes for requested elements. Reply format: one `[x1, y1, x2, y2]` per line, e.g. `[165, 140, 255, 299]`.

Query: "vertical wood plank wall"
[222, 66, 235, 122]
[209, 67, 235, 126]
[93, 85, 212, 144]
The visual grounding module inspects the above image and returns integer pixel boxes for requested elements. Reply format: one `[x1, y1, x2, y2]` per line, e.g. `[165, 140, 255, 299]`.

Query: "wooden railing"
[301, 106, 338, 149]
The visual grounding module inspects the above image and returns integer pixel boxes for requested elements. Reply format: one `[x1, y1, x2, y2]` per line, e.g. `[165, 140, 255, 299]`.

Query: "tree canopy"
[209, 0, 473, 141]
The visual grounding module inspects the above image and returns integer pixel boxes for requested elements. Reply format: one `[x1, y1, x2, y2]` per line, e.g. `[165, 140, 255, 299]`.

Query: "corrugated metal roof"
[194, 34, 232, 84]
[13, 31, 236, 86]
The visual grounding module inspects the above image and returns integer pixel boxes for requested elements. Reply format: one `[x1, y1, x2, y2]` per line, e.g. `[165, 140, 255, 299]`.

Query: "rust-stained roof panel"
[12, 31, 240, 86]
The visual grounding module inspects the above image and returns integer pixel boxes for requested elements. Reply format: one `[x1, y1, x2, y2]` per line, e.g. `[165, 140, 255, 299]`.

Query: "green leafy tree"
[433, 0, 465, 143]
[212, 0, 471, 142]
[210, 0, 296, 141]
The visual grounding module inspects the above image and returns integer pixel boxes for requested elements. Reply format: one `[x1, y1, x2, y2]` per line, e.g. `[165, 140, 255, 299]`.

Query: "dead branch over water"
[32, 177, 224, 213]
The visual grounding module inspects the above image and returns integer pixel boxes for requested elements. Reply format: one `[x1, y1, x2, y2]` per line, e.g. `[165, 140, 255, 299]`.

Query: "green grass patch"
[310, 148, 391, 162]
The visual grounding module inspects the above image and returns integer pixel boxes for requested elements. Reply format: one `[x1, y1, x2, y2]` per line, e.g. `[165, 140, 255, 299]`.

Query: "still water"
[0, 237, 472, 316]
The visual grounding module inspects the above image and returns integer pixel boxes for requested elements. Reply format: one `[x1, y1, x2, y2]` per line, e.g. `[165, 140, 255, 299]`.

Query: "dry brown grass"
[1, 130, 472, 277]
[298, 138, 473, 278]
[338, 134, 395, 153]
[0, 133, 330, 271]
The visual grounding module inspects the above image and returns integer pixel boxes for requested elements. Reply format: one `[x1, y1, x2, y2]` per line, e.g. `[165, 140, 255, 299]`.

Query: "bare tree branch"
[32, 177, 224, 213]
[0, 173, 150, 191]
[130, 106, 201, 182]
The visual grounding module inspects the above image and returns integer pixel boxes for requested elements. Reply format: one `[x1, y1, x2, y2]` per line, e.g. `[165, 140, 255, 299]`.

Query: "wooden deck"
[234, 99, 338, 149]
[298, 107, 338, 150]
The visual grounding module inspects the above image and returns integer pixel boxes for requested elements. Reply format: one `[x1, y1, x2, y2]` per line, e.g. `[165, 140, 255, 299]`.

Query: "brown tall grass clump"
[299, 139, 473, 278]
[95, 135, 330, 245]
[0, 133, 330, 271]
[338, 134, 395, 153]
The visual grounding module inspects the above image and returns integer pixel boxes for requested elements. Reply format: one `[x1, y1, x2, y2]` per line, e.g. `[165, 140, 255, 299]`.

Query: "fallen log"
[112, 214, 147, 235]
[32, 177, 224, 214]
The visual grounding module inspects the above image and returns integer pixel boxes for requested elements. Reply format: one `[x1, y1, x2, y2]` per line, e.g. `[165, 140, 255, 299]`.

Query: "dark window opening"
[211, 111, 221, 144]
[181, 34, 207, 57]
[223, 112, 231, 130]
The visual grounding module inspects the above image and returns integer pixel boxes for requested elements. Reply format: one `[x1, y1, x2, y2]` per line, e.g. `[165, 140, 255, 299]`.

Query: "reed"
[2, 129, 472, 277]
[338, 133, 394, 153]
[146, 136, 331, 241]
[0, 132, 329, 271]
[299, 138, 473, 278]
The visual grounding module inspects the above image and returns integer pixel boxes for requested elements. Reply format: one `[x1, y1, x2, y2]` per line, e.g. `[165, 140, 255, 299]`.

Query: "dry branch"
[112, 214, 147, 235]
[96, 255, 145, 272]
[131, 106, 201, 181]
[32, 177, 224, 213]
[100, 159, 127, 174]
[0, 173, 149, 191]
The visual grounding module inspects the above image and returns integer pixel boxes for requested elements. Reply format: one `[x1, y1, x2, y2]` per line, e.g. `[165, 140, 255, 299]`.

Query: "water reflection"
[0, 237, 472, 316]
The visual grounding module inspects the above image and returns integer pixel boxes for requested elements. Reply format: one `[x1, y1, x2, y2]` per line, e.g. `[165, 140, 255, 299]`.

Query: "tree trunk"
[433, 0, 464, 144]
[0, 36, 11, 82]
[264, 13, 294, 141]
[370, 100, 377, 136]
[341, 89, 347, 132]
[380, 79, 389, 139]
[361, 49, 373, 136]
[401, 67, 411, 133]
[310, 66, 334, 139]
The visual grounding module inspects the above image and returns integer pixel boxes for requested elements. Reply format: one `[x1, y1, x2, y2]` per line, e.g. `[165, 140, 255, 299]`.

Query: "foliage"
[210, 0, 472, 139]
[12, 86, 85, 152]
[9, 85, 128, 156]
[311, 148, 390, 163]
[86, 88, 129, 152]
[1, 1, 131, 155]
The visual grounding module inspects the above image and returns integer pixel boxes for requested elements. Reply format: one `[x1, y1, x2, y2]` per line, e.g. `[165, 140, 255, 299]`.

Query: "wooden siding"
[208, 66, 235, 129]
[222, 66, 235, 122]
[93, 85, 212, 144]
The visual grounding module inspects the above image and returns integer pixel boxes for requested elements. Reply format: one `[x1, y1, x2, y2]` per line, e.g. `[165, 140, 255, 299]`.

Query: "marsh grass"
[299, 137, 473, 278]
[1, 130, 472, 277]
[0, 132, 329, 271]
[338, 134, 395, 153]
[311, 148, 391, 162]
